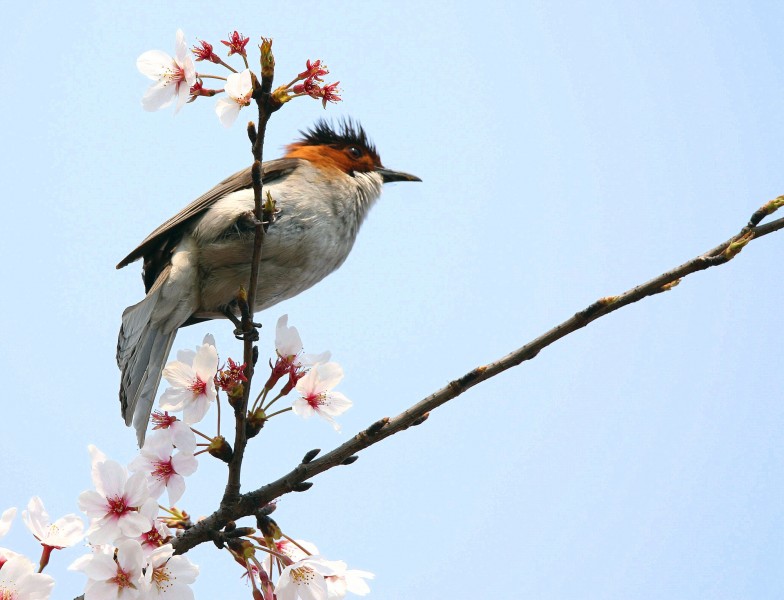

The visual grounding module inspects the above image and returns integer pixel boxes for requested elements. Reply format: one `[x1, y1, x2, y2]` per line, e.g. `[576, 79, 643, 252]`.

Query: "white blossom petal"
[0, 507, 16, 538]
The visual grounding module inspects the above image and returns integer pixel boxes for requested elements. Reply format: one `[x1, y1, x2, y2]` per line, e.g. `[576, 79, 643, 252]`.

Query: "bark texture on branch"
[172, 198, 784, 555]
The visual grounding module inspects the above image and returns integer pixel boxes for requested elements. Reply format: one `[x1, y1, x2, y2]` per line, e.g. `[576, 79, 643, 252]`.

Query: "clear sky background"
[1, 2, 782, 599]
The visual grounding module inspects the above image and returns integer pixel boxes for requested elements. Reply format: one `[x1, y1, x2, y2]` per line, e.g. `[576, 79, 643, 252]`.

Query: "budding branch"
[173, 196, 784, 555]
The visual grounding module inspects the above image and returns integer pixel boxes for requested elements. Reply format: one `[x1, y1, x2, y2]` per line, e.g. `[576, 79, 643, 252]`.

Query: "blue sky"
[0, 2, 782, 598]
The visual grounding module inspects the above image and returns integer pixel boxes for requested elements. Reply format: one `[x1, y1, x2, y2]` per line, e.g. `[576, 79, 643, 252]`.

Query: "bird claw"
[233, 328, 260, 342]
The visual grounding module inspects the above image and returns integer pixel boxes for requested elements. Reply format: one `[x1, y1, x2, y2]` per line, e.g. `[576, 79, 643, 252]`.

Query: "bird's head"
[285, 119, 421, 183]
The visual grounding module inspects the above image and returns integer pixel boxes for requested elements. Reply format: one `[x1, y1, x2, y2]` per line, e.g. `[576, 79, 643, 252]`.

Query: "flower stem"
[262, 391, 284, 412]
[190, 427, 213, 442]
[196, 73, 228, 81]
[266, 407, 292, 419]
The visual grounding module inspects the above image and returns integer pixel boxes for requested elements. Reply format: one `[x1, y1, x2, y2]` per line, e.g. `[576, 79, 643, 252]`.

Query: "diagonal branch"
[173, 197, 784, 555]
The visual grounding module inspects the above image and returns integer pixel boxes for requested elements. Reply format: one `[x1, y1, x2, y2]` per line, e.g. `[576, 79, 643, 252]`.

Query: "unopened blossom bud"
[246, 408, 267, 439]
[227, 538, 255, 559]
[207, 436, 233, 463]
[255, 515, 281, 540]
[188, 80, 220, 103]
[260, 37, 274, 78]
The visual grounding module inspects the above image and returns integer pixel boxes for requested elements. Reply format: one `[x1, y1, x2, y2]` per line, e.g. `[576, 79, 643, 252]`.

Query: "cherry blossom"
[265, 315, 330, 391]
[274, 556, 343, 600]
[137, 520, 171, 556]
[0, 555, 54, 600]
[78, 455, 155, 545]
[150, 412, 197, 454]
[142, 544, 199, 599]
[159, 339, 218, 425]
[215, 69, 254, 128]
[22, 496, 84, 549]
[137, 29, 197, 113]
[69, 539, 144, 600]
[129, 432, 198, 505]
[293, 363, 353, 431]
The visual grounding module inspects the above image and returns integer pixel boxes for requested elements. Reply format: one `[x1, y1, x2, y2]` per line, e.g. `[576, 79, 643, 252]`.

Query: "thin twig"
[171, 197, 784, 555]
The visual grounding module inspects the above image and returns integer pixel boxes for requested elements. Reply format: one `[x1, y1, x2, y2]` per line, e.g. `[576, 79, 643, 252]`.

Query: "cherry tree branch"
[171, 197, 784, 555]
[224, 39, 280, 503]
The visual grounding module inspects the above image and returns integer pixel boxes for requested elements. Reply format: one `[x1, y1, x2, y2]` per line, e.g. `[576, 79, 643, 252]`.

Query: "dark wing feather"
[116, 158, 301, 272]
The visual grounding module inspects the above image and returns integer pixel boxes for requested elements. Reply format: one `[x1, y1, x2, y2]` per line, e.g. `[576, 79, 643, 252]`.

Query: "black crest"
[297, 118, 380, 163]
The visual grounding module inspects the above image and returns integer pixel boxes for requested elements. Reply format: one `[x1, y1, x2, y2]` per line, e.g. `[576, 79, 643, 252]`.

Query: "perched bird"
[117, 119, 420, 443]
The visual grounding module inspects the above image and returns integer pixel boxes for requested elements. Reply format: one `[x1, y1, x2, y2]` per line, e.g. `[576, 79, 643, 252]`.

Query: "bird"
[116, 119, 420, 444]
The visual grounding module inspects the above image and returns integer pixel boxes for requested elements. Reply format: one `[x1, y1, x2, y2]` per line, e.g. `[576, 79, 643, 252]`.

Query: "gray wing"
[116, 158, 300, 271]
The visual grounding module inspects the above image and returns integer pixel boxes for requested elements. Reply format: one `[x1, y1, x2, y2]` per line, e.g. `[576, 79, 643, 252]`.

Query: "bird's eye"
[347, 146, 363, 159]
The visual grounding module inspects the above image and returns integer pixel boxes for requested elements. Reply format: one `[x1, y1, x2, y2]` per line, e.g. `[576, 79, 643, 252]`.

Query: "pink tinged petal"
[345, 570, 374, 595]
[124, 472, 152, 507]
[292, 397, 316, 418]
[159, 387, 192, 412]
[295, 368, 320, 396]
[78, 490, 109, 517]
[86, 518, 122, 545]
[215, 98, 241, 128]
[322, 413, 341, 432]
[22, 496, 49, 539]
[175, 80, 190, 113]
[163, 361, 197, 389]
[181, 395, 210, 424]
[225, 70, 253, 101]
[89, 579, 126, 599]
[299, 350, 331, 368]
[137, 50, 174, 79]
[171, 422, 197, 453]
[166, 555, 199, 584]
[118, 512, 153, 538]
[0, 507, 17, 538]
[0, 547, 21, 565]
[148, 477, 167, 500]
[97, 460, 128, 497]
[116, 539, 144, 574]
[47, 514, 85, 547]
[142, 431, 175, 460]
[166, 475, 186, 505]
[171, 452, 198, 476]
[193, 344, 219, 384]
[143, 80, 177, 112]
[74, 553, 117, 580]
[67, 552, 94, 573]
[314, 362, 344, 391]
[276, 315, 303, 356]
[319, 392, 353, 417]
[174, 29, 188, 65]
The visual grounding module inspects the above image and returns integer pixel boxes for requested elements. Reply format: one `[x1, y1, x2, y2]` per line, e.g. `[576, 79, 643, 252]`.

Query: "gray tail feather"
[117, 292, 176, 446]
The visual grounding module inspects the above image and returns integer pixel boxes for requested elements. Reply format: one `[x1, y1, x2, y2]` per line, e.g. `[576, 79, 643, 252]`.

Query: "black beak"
[375, 167, 422, 183]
